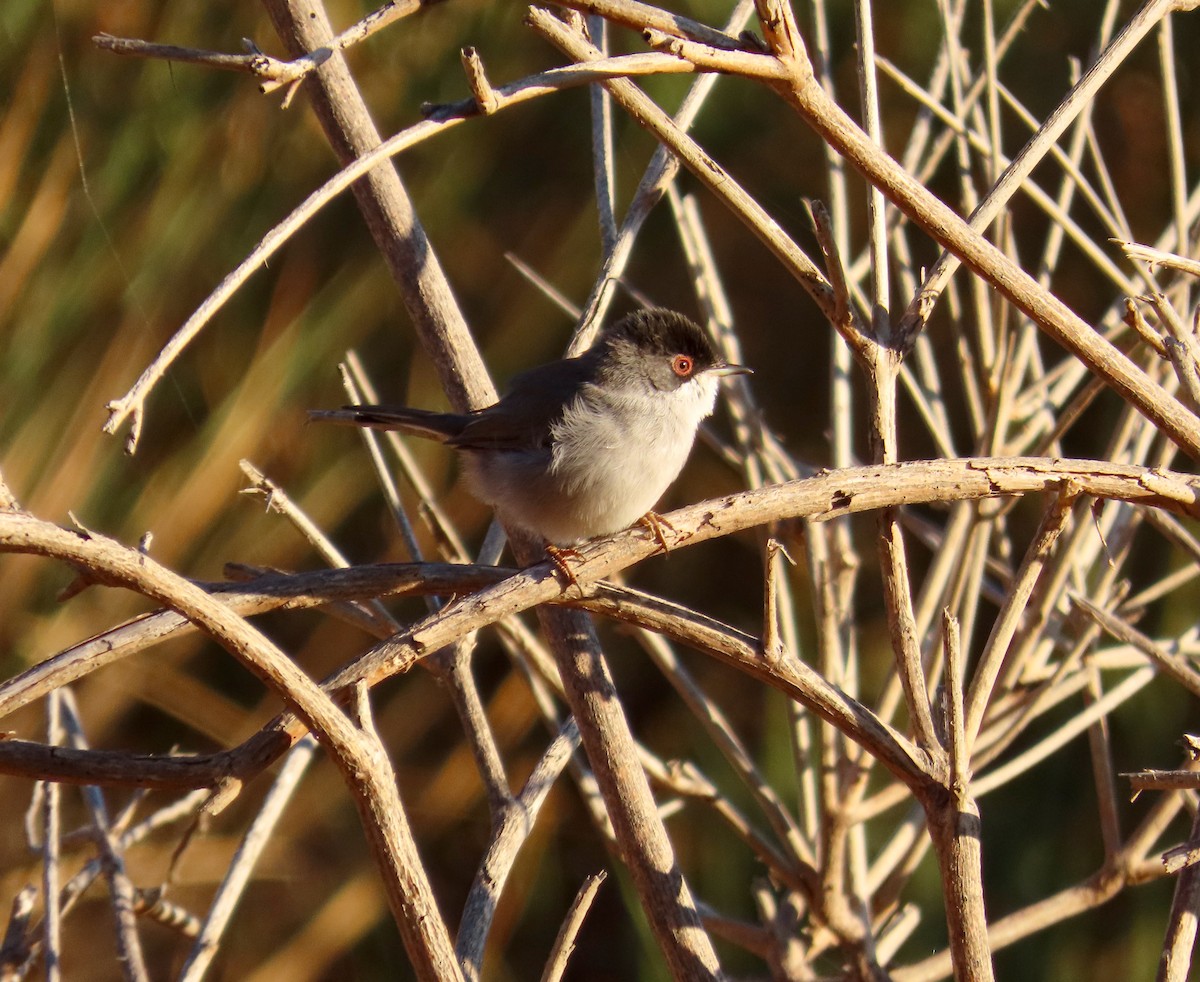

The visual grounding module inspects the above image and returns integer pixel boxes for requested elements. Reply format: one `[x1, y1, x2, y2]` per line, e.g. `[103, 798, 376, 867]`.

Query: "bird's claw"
[638, 511, 676, 554]
[546, 543, 585, 594]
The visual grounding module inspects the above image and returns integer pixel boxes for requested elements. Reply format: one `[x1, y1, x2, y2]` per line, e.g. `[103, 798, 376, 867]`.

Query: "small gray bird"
[312, 308, 750, 546]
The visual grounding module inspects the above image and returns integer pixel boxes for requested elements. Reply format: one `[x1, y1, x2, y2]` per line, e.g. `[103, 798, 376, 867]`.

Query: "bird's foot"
[638, 511, 676, 554]
[545, 543, 585, 593]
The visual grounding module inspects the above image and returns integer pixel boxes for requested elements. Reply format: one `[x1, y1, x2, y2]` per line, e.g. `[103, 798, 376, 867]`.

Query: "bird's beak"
[711, 363, 752, 377]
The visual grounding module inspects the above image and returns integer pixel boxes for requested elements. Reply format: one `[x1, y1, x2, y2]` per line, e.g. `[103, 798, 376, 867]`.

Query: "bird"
[311, 308, 750, 549]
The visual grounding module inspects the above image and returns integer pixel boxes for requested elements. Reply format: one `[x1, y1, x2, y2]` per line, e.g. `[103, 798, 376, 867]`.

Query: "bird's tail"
[307, 404, 469, 443]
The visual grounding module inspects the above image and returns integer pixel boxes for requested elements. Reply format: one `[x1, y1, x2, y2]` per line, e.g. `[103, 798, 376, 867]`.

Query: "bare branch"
[540, 871, 608, 982]
[458, 721, 581, 980]
[177, 736, 320, 982]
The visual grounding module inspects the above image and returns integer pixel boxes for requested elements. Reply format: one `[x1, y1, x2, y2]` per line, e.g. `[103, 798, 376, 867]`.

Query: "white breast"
[537, 374, 719, 542]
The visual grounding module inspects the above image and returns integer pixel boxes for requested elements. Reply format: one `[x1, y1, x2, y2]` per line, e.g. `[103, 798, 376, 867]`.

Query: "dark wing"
[447, 352, 600, 452]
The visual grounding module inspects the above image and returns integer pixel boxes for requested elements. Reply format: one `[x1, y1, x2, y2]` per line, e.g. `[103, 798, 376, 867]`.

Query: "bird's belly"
[462, 383, 710, 545]
[545, 414, 695, 542]
[463, 437, 689, 544]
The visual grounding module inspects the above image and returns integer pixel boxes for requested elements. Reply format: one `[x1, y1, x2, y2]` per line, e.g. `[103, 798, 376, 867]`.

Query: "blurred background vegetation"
[2, 0, 1200, 979]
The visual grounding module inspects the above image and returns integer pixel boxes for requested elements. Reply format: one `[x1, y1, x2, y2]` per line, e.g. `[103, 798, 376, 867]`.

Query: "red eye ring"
[671, 354, 693, 377]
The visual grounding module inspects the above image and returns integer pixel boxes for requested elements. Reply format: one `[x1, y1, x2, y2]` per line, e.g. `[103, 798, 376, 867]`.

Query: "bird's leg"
[545, 543, 585, 593]
[638, 511, 676, 554]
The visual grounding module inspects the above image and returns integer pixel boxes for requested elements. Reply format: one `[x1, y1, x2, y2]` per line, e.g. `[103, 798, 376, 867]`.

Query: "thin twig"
[539, 870, 608, 982]
[457, 720, 581, 981]
[1120, 241, 1200, 279]
[177, 736, 319, 981]
[93, 1, 433, 93]
[60, 693, 150, 982]
[1072, 596, 1200, 699]
[964, 487, 1077, 743]
[586, 15, 618, 256]
[41, 689, 63, 982]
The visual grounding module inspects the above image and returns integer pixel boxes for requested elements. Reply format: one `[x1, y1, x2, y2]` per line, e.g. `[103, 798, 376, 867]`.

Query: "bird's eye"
[671, 354, 693, 377]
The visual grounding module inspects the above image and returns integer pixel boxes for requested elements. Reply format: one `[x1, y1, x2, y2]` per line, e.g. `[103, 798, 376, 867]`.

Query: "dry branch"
[0, 512, 461, 980]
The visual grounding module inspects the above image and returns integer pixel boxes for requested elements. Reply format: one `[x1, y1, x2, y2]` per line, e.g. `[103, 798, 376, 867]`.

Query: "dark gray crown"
[595, 309, 724, 392]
